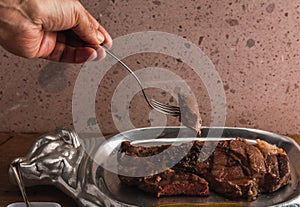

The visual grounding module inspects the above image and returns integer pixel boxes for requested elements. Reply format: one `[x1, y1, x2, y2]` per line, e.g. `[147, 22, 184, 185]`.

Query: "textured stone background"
[0, 0, 299, 135]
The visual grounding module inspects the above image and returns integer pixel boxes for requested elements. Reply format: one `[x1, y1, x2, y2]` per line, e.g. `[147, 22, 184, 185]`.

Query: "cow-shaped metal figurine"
[9, 128, 133, 207]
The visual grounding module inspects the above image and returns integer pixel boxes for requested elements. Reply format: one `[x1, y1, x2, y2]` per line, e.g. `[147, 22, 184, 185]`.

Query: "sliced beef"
[119, 141, 170, 156]
[118, 141, 209, 197]
[220, 138, 266, 177]
[172, 139, 265, 200]
[118, 138, 291, 201]
[117, 140, 213, 198]
[118, 141, 194, 177]
[178, 94, 202, 136]
[255, 139, 291, 193]
[200, 140, 263, 200]
[120, 169, 209, 197]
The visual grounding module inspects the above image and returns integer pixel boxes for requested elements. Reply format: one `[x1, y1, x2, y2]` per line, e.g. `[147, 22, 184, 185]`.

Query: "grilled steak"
[118, 138, 291, 201]
[256, 139, 291, 193]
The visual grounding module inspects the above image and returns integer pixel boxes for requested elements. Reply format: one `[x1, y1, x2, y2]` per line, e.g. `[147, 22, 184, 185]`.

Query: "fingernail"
[97, 32, 104, 43]
[88, 51, 98, 61]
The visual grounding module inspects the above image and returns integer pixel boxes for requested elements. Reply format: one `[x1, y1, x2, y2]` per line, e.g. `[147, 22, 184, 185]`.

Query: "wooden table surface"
[0, 132, 300, 207]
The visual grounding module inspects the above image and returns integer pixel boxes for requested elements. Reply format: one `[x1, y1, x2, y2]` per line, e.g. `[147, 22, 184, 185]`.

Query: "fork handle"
[10, 161, 31, 207]
[100, 44, 152, 106]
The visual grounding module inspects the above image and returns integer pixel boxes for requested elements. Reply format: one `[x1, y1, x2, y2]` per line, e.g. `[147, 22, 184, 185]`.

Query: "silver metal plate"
[94, 126, 300, 207]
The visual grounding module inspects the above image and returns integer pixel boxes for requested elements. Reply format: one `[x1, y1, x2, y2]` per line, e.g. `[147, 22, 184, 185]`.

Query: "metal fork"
[100, 44, 181, 117]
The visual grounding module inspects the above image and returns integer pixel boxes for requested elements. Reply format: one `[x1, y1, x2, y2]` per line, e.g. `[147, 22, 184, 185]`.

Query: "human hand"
[0, 0, 112, 63]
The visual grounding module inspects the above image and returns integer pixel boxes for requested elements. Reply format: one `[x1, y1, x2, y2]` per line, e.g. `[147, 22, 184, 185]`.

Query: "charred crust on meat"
[118, 138, 291, 201]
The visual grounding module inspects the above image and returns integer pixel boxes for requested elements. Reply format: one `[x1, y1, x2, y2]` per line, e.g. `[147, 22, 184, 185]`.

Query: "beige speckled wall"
[0, 0, 299, 135]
